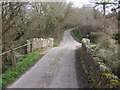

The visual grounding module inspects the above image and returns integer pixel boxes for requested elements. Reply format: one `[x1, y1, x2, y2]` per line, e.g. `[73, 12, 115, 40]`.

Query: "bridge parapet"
[27, 38, 54, 52]
[76, 41, 120, 88]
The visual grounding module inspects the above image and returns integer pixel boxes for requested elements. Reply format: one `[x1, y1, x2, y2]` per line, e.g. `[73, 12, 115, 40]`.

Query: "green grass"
[54, 41, 59, 47]
[33, 47, 44, 52]
[54, 33, 63, 47]
[70, 30, 82, 43]
[90, 45, 97, 50]
[1, 52, 42, 88]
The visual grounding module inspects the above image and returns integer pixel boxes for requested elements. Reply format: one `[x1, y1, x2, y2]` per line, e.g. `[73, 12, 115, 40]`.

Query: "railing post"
[11, 48, 16, 66]
[27, 40, 32, 53]
[30, 41, 32, 52]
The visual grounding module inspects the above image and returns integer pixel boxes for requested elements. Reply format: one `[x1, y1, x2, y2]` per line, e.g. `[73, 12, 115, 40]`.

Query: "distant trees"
[27, 2, 72, 37]
[2, 2, 28, 51]
[2, 2, 28, 71]
[2, 2, 73, 72]
[67, 6, 103, 40]
[2, 1, 119, 74]
[2, 2, 72, 51]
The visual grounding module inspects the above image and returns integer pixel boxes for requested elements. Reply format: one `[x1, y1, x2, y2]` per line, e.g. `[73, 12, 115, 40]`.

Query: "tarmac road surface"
[8, 28, 90, 88]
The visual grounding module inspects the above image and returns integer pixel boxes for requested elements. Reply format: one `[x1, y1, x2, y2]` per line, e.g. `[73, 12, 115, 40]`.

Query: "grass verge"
[1, 52, 43, 88]
[70, 30, 82, 43]
[54, 33, 63, 47]
[54, 42, 59, 47]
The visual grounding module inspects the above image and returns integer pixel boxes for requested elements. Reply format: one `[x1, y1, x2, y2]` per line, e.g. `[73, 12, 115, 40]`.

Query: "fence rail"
[0, 44, 28, 56]
[1, 37, 54, 66]
[0, 43, 32, 66]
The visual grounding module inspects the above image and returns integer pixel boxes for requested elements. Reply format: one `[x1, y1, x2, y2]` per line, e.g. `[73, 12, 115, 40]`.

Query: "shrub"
[113, 33, 120, 44]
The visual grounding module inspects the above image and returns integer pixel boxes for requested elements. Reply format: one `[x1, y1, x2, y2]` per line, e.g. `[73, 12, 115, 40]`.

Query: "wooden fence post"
[26, 40, 32, 53]
[11, 48, 16, 66]
[30, 41, 32, 52]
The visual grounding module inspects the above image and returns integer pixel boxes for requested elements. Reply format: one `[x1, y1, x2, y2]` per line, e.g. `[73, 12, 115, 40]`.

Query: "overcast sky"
[67, 0, 118, 7]
[68, 0, 118, 14]
[67, 0, 90, 7]
[2, 0, 118, 14]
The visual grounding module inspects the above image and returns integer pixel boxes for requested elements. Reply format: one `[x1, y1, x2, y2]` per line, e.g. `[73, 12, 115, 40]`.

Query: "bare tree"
[91, 0, 118, 16]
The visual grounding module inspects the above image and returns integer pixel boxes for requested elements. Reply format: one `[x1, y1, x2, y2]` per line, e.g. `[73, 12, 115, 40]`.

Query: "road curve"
[8, 29, 89, 88]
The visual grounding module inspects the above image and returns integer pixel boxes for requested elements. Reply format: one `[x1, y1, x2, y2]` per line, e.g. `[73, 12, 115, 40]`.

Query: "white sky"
[2, 0, 118, 14]
[68, 0, 118, 7]
[67, 0, 91, 7]
[68, 0, 118, 14]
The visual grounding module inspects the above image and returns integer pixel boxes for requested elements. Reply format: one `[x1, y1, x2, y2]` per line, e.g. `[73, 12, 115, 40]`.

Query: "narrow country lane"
[8, 28, 90, 88]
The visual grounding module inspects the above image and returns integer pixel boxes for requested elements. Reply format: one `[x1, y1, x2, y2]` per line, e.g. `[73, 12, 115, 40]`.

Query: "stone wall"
[27, 38, 54, 52]
[76, 38, 120, 88]
[82, 38, 90, 48]
[79, 43, 120, 88]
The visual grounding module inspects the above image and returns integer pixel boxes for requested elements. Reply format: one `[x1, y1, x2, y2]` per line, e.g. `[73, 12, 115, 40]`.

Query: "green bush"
[53, 33, 63, 47]
[54, 42, 59, 47]
[91, 46, 97, 50]
[1, 52, 42, 88]
[113, 33, 120, 44]
[71, 30, 82, 43]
